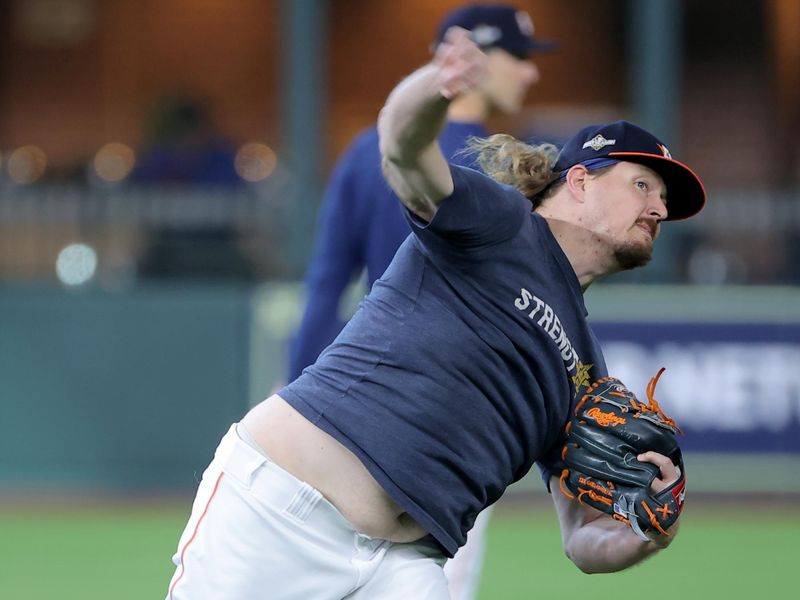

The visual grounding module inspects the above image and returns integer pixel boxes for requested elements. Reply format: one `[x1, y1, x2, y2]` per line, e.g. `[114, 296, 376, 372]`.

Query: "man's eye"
[635, 181, 649, 192]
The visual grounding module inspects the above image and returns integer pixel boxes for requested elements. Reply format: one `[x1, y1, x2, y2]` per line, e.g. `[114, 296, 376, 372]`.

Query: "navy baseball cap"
[434, 4, 556, 58]
[554, 120, 706, 221]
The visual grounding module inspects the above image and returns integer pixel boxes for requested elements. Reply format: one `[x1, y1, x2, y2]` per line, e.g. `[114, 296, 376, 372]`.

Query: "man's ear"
[564, 165, 590, 202]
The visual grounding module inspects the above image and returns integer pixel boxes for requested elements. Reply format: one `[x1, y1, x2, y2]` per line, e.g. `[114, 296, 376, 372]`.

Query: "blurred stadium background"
[0, 0, 798, 597]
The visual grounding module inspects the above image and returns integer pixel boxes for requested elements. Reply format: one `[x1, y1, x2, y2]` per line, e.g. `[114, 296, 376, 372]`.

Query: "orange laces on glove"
[630, 367, 682, 434]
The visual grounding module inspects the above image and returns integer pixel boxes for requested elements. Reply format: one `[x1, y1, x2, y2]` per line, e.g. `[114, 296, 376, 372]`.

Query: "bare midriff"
[241, 394, 428, 543]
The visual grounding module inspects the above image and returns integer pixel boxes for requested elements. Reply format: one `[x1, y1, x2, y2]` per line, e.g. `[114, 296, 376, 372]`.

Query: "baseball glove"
[559, 368, 686, 541]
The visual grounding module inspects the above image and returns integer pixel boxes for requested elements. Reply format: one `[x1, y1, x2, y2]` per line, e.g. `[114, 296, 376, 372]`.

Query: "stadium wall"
[1, 283, 797, 493]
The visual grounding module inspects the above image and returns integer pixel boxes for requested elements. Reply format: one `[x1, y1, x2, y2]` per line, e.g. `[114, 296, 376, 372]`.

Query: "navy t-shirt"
[279, 165, 608, 557]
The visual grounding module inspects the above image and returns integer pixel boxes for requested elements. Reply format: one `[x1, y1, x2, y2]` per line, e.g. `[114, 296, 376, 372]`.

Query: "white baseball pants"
[166, 424, 450, 599]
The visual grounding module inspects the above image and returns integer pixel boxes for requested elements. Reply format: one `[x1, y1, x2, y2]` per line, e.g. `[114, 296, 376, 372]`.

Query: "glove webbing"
[641, 367, 681, 433]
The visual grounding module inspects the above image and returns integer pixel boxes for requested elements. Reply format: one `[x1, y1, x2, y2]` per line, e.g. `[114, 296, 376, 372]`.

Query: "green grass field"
[0, 500, 796, 599]
[478, 503, 798, 598]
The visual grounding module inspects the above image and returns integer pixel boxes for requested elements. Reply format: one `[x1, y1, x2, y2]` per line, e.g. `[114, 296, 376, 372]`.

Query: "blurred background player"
[286, 5, 552, 598]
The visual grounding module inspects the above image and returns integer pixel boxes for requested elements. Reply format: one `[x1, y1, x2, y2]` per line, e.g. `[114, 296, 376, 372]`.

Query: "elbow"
[563, 539, 649, 575]
[570, 558, 603, 575]
[563, 546, 595, 574]
[562, 540, 610, 575]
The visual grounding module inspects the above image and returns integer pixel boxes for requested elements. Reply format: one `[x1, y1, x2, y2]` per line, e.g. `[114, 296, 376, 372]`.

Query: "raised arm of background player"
[379, 27, 681, 573]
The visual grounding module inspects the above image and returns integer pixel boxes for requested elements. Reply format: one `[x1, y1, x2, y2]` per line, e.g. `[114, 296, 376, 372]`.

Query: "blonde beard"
[613, 238, 654, 271]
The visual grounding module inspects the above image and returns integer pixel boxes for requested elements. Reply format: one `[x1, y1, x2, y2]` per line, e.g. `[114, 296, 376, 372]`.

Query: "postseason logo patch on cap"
[582, 134, 616, 152]
[515, 10, 535, 37]
[471, 24, 503, 46]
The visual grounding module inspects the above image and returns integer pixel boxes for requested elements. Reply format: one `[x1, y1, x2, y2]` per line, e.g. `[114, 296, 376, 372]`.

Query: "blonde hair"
[465, 134, 561, 201]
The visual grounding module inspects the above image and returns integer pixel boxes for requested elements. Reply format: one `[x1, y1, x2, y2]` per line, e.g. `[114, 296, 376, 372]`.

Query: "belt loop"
[284, 483, 323, 522]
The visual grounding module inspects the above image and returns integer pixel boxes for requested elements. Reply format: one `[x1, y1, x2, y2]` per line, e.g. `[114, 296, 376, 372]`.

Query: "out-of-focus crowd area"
[1, 0, 798, 288]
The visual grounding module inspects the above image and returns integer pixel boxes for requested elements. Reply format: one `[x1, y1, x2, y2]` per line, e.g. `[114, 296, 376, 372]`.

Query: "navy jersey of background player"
[279, 165, 609, 557]
[288, 122, 487, 381]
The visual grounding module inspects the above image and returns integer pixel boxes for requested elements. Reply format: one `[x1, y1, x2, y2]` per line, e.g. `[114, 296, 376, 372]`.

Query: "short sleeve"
[407, 165, 530, 250]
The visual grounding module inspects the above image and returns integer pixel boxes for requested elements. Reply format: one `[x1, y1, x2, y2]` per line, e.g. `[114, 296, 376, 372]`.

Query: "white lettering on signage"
[603, 341, 800, 431]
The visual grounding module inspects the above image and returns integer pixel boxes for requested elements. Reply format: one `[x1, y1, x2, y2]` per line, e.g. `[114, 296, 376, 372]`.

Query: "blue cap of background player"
[554, 120, 706, 221]
[434, 4, 556, 58]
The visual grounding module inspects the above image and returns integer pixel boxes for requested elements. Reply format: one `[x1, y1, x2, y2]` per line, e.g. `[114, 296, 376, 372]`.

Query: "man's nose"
[650, 197, 668, 221]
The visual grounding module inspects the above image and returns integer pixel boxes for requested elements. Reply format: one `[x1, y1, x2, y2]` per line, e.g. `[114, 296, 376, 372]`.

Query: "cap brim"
[608, 152, 706, 221]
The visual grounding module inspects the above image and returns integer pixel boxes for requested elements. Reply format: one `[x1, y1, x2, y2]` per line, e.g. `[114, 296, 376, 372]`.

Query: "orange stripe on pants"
[169, 471, 226, 599]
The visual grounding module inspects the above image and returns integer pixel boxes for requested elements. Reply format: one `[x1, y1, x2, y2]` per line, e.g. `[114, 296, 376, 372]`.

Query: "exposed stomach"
[240, 394, 427, 543]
